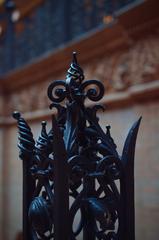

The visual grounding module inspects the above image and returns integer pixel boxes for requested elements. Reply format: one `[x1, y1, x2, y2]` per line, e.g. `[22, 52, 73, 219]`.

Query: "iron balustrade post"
[120, 118, 142, 240]
[13, 52, 141, 240]
[22, 158, 35, 240]
[52, 117, 70, 240]
[12, 112, 35, 240]
[83, 177, 95, 240]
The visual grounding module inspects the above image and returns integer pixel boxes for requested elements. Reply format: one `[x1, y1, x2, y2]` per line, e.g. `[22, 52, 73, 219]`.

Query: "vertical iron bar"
[52, 116, 69, 240]
[23, 159, 35, 240]
[120, 117, 141, 240]
[83, 177, 95, 240]
[120, 163, 135, 240]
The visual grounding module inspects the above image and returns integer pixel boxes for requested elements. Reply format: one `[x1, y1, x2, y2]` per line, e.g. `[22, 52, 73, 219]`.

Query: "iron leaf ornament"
[13, 52, 141, 240]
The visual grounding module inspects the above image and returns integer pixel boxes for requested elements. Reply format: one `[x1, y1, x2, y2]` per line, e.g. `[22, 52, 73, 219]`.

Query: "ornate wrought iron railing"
[1, 0, 141, 76]
[13, 52, 141, 240]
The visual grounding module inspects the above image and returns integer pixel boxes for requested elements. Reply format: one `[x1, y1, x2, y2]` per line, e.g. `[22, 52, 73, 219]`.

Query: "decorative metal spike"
[72, 51, 78, 64]
[120, 117, 142, 240]
[12, 111, 35, 159]
[106, 125, 111, 135]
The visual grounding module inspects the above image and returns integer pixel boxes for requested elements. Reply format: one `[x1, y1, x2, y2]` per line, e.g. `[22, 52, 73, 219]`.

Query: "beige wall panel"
[134, 101, 159, 240]
[3, 126, 22, 240]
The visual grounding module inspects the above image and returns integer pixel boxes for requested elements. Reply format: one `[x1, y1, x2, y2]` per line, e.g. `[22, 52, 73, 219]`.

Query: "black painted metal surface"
[13, 52, 141, 240]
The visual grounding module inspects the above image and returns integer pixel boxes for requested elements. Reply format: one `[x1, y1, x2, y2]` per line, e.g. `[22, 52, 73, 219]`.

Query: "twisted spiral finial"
[35, 121, 50, 158]
[12, 111, 35, 159]
[66, 52, 84, 84]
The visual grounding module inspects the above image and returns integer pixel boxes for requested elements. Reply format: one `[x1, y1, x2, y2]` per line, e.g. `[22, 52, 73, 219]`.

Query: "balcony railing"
[0, 0, 143, 76]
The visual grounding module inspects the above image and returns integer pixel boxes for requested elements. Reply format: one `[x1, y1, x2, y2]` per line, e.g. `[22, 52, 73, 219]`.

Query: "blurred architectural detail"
[0, 0, 140, 75]
[2, 35, 159, 115]
[0, 0, 159, 240]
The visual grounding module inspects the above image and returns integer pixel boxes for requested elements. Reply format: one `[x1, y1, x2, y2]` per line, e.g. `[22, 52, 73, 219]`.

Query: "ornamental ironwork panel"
[13, 52, 141, 240]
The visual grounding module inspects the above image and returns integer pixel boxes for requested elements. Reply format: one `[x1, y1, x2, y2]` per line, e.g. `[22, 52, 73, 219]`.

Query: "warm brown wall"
[134, 101, 159, 240]
[2, 125, 22, 240]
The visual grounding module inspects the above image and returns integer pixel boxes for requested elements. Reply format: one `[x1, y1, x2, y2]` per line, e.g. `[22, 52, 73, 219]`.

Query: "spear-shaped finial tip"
[106, 125, 111, 135]
[12, 111, 21, 120]
[41, 120, 47, 130]
[41, 121, 47, 137]
[72, 51, 77, 64]
[41, 121, 47, 127]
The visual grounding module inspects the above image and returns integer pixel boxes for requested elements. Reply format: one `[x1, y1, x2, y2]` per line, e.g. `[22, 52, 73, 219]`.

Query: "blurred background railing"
[0, 0, 143, 75]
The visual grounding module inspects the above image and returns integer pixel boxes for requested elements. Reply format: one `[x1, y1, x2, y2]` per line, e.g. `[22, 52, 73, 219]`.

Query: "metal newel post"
[22, 157, 35, 240]
[83, 177, 95, 240]
[120, 117, 142, 240]
[52, 116, 70, 240]
[13, 52, 141, 240]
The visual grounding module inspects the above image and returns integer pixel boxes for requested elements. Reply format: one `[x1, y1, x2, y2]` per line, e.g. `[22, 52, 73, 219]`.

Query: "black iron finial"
[41, 121, 47, 134]
[66, 51, 84, 83]
[47, 51, 104, 104]
[12, 111, 35, 160]
[106, 125, 111, 135]
[12, 111, 21, 120]
[72, 51, 77, 64]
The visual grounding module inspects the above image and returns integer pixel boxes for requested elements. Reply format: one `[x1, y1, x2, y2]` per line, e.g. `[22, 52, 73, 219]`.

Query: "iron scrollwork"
[13, 52, 141, 240]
